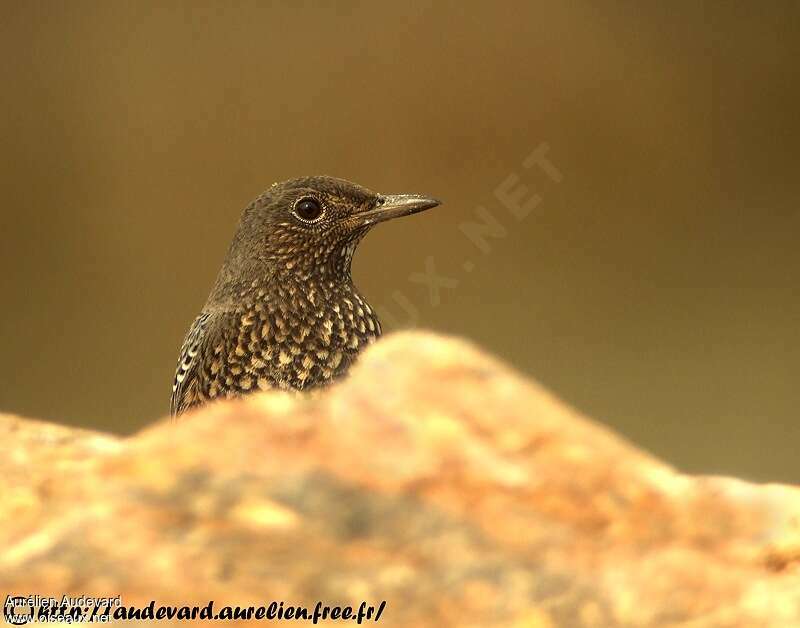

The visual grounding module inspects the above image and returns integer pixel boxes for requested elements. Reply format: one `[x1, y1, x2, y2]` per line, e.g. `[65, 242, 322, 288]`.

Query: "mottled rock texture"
[2, 332, 799, 627]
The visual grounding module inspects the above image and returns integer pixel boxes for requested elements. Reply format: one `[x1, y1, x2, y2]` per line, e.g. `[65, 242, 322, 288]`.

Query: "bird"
[170, 176, 441, 416]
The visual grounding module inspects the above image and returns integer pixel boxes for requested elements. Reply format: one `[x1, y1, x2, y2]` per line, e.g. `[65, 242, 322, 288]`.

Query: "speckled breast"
[202, 279, 381, 400]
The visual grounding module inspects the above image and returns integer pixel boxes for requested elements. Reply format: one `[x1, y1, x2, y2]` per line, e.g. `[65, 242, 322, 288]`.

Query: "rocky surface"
[1, 332, 799, 627]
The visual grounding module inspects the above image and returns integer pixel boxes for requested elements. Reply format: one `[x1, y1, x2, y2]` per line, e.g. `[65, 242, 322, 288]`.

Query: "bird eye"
[293, 197, 324, 222]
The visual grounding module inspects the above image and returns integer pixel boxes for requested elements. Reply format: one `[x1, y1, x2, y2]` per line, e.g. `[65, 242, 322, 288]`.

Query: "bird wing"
[170, 312, 213, 417]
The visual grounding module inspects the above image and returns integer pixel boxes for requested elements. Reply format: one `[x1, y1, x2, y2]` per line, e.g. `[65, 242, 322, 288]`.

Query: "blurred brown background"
[1, 2, 797, 482]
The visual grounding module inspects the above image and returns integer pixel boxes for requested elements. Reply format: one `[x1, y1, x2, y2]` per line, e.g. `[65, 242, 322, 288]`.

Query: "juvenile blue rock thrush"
[171, 176, 440, 416]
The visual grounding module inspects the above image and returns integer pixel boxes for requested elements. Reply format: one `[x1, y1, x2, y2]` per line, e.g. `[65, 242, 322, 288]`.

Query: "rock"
[1, 332, 799, 627]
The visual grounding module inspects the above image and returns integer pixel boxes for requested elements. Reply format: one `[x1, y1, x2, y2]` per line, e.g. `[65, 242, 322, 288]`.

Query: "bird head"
[227, 175, 440, 281]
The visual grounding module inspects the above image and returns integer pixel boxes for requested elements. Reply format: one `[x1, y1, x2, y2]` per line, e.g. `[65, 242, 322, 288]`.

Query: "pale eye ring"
[293, 197, 324, 223]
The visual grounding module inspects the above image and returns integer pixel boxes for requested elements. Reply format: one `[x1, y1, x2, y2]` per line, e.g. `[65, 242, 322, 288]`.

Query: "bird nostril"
[376, 197, 385, 206]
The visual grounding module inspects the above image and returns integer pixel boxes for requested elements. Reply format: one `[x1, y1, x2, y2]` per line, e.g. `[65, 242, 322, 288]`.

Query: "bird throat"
[215, 236, 382, 392]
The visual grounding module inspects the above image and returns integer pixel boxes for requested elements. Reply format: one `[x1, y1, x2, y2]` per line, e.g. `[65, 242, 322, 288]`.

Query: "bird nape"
[171, 176, 441, 417]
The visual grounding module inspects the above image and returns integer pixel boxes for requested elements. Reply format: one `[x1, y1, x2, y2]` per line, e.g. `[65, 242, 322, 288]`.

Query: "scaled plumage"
[171, 176, 439, 416]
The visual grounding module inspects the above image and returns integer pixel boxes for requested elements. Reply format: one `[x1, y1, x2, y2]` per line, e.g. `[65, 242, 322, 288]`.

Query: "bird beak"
[357, 194, 441, 226]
